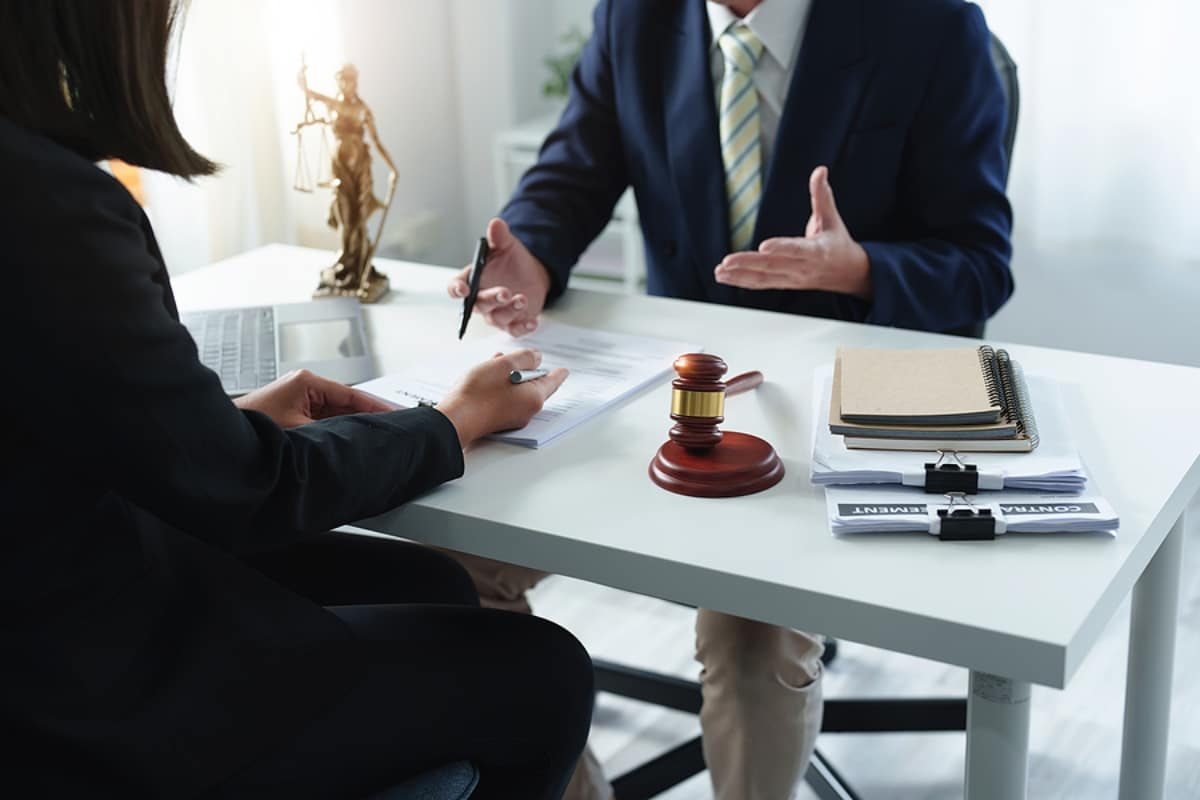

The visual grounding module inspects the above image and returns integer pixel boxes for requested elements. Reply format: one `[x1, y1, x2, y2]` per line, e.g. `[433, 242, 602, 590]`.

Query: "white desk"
[174, 244, 1199, 800]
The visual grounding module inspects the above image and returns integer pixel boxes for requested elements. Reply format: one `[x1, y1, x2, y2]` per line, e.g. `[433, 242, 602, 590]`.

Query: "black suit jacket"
[0, 116, 464, 796]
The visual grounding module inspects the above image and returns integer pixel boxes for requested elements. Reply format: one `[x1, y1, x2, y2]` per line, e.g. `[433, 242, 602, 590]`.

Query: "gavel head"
[668, 353, 727, 450]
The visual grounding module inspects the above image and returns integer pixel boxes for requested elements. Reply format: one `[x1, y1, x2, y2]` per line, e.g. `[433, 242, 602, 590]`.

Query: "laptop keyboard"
[182, 307, 277, 394]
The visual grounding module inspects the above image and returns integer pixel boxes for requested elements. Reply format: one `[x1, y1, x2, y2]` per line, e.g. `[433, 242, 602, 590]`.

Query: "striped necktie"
[717, 23, 766, 252]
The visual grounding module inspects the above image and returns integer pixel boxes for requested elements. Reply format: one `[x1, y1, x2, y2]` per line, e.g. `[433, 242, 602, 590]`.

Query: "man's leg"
[442, 549, 615, 800]
[695, 610, 825, 800]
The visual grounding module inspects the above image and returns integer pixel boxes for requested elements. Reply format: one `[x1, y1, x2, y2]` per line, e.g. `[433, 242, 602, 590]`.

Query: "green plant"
[542, 27, 588, 100]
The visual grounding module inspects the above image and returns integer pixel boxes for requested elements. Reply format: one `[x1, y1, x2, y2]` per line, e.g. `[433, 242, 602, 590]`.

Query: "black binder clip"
[932, 492, 1000, 541]
[924, 451, 979, 494]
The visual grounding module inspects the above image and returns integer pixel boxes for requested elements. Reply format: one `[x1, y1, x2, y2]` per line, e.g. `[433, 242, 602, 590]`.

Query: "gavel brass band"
[671, 388, 725, 418]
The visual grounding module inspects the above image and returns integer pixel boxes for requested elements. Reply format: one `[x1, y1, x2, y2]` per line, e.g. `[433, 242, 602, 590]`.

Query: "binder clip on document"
[924, 451, 982, 494]
[929, 492, 1007, 541]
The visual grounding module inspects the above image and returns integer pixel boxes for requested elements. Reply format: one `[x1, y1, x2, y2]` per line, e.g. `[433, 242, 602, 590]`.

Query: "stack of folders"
[830, 346, 1039, 452]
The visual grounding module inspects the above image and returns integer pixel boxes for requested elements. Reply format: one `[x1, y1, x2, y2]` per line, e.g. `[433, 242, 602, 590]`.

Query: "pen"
[458, 236, 489, 340]
[510, 368, 549, 384]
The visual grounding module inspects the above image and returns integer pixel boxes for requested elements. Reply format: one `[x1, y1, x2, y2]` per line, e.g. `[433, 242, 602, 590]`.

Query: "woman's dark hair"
[0, 0, 216, 178]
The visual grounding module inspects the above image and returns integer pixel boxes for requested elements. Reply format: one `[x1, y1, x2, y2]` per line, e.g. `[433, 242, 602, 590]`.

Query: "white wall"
[450, 0, 578, 246]
[340, 0, 467, 264]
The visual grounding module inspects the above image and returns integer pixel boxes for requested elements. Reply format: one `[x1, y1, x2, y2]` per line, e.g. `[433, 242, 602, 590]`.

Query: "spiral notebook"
[831, 346, 1039, 452]
[838, 345, 1009, 425]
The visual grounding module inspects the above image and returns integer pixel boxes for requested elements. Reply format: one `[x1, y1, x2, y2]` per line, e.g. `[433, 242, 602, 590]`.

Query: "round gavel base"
[649, 431, 784, 498]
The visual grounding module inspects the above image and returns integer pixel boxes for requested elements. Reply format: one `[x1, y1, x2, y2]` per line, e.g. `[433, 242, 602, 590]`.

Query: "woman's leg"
[438, 548, 614, 800]
[216, 533, 593, 799]
[209, 604, 593, 800]
[246, 531, 480, 607]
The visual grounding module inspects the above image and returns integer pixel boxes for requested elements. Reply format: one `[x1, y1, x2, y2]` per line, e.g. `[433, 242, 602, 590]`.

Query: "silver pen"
[510, 368, 550, 384]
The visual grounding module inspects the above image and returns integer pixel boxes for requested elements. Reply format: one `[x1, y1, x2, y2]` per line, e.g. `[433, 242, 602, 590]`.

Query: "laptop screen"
[279, 318, 365, 362]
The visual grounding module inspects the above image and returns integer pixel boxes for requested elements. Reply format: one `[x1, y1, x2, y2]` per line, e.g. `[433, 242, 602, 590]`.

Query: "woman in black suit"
[0, 2, 591, 798]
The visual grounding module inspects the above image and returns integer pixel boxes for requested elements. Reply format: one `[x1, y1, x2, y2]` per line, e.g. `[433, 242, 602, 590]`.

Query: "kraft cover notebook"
[829, 356, 1020, 441]
[832, 346, 1040, 452]
[837, 345, 1007, 426]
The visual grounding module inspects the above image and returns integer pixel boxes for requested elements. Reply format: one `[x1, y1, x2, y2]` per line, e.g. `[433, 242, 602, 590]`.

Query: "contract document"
[823, 484, 1119, 536]
[357, 320, 699, 447]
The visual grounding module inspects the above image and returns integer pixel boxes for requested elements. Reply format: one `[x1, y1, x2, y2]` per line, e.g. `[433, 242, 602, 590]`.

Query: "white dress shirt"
[706, 0, 813, 169]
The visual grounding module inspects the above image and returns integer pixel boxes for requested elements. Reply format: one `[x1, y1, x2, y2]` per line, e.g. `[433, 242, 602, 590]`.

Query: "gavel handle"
[725, 371, 764, 397]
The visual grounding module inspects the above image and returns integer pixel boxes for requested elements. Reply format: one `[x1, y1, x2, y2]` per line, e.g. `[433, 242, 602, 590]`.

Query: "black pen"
[458, 236, 489, 339]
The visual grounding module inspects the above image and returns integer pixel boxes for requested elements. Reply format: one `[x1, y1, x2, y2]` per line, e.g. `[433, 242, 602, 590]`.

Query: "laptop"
[181, 298, 375, 396]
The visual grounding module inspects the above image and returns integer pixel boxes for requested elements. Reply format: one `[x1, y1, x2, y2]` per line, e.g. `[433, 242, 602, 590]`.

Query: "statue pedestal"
[314, 264, 389, 304]
[649, 431, 784, 498]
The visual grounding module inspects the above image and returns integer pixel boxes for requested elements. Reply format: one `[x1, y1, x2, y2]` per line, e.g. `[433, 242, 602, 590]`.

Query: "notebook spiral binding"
[1002, 356, 1040, 450]
[977, 345, 1006, 416]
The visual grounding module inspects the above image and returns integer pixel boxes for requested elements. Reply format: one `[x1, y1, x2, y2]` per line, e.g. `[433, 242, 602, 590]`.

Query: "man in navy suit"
[447, 0, 1014, 797]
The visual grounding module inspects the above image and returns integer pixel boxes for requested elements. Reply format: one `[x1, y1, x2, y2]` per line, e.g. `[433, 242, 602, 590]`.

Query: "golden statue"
[293, 59, 397, 303]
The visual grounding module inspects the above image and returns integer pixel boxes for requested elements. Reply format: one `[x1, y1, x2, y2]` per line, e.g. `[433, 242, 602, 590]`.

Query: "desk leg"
[964, 671, 1031, 800]
[1119, 510, 1185, 800]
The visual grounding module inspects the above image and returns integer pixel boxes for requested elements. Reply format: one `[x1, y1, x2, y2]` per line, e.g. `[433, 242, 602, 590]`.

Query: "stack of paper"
[357, 320, 699, 448]
[811, 368, 1088, 493]
[824, 485, 1119, 536]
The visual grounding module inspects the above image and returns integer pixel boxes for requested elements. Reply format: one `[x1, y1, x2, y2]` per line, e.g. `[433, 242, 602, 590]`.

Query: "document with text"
[824, 484, 1119, 536]
[357, 320, 700, 447]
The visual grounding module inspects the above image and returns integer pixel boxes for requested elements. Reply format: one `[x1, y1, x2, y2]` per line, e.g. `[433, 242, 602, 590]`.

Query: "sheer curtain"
[976, 0, 1200, 259]
[146, 0, 345, 274]
[974, 0, 1199, 364]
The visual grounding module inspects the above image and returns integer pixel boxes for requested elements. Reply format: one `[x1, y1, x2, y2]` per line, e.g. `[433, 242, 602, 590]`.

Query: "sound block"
[649, 431, 784, 498]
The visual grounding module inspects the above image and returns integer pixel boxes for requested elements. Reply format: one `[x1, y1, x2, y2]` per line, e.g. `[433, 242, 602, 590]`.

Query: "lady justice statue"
[293, 60, 397, 303]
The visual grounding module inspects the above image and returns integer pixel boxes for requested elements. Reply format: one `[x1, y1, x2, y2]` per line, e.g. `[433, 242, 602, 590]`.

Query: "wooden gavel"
[668, 353, 763, 451]
[649, 352, 783, 497]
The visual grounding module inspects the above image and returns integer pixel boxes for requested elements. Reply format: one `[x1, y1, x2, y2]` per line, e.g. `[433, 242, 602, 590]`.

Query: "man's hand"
[436, 350, 569, 447]
[234, 369, 393, 429]
[714, 166, 873, 300]
[447, 218, 552, 337]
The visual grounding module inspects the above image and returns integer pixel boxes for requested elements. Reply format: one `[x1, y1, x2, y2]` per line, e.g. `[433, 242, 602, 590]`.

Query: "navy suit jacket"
[502, 0, 1014, 333]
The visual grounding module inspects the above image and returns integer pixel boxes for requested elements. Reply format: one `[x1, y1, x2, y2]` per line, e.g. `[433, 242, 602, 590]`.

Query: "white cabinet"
[493, 113, 645, 294]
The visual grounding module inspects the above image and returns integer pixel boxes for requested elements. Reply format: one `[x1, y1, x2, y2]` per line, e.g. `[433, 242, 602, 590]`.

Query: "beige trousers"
[441, 550, 825, 800]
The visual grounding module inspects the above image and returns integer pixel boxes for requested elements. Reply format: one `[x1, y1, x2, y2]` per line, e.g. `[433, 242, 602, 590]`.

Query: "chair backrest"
[989, 33, 1020, 185]
[946, 32, 1019, 339]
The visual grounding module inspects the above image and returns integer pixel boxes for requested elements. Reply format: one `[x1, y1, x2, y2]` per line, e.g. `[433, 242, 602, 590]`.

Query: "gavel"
[649, 352, 783, 498]
[668, 353, 763, 450]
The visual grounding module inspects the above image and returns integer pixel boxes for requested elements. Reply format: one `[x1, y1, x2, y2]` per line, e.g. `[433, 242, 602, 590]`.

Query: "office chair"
[366, 762, 478, 800]
[591, 32, 1019, 800]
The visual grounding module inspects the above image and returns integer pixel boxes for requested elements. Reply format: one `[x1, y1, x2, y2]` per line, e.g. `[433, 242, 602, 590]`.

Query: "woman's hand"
[436, 350, 568, 447]
[234, 369, 393, 429]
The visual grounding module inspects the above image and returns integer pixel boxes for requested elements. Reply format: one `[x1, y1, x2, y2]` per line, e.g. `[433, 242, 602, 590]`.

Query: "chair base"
[595, 659, 966, 800]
